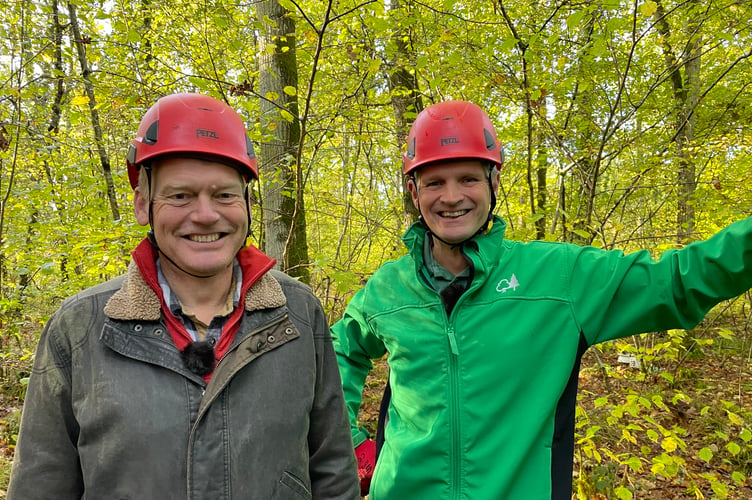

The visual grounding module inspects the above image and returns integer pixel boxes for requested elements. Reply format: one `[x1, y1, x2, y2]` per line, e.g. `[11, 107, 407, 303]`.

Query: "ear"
[491, 168, 501, 193]
[245, 183, 255, 209]
[407, 176, 421, 210]
[133, 187, 150, 226]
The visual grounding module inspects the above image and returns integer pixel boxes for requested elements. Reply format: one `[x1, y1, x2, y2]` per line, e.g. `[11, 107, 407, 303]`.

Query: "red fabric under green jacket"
[331, 215, 752, 499]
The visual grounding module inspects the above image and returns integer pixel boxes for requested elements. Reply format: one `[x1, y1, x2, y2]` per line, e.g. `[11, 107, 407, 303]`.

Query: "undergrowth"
[1, 303, 751, 499]
[574, 324, 752, 499]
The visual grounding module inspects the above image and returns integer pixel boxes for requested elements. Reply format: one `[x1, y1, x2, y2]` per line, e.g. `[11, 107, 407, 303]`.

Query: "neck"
[430, 237, 468, 275]
[161, 260, 235, 323]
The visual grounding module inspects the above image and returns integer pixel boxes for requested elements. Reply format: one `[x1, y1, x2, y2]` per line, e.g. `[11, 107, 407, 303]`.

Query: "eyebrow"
[158, 180, 244, 191]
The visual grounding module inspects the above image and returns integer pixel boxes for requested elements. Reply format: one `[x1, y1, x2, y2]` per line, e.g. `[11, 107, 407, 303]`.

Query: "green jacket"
[331, 215, 752, 500]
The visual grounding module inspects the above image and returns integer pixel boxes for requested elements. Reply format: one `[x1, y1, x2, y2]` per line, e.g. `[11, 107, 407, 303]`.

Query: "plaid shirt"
[156, 259, 242, 343]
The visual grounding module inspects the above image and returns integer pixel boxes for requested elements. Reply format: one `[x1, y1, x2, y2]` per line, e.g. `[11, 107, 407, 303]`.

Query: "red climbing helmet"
[126, 93, 258, 188]
[403, 100, 503, 175]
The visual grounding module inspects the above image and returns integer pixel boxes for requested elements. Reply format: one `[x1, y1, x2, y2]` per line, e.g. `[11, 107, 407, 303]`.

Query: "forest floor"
[358, 347, 752, 499]
[0, 340, 750, 498]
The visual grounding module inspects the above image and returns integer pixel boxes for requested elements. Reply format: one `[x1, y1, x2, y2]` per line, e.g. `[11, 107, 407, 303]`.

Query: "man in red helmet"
[8, 93, 359, 499]
[331, 100, 752, 499]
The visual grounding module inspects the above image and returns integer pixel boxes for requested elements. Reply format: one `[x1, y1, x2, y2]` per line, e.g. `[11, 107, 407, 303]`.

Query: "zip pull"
[447, 327, 459, 355]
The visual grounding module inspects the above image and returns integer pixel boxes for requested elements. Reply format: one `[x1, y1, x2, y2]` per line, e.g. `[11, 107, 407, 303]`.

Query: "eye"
[161, 192, 193, 205]
[216, 191, 242, 203]
[461, 176, 482, 185]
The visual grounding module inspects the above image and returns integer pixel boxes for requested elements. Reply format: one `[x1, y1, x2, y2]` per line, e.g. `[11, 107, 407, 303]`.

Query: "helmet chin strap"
[419, 213, 494, 249]
[146, 229, 224, 280]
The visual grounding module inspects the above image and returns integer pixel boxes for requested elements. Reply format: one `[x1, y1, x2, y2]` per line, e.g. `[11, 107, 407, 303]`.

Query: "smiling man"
[331, 100, 752, 499]
[8, 93, 359, 499]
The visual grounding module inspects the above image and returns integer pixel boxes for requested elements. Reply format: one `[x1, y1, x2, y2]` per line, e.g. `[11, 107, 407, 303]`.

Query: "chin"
[435, 234, 471, 246]
[174, 259, 232, 277]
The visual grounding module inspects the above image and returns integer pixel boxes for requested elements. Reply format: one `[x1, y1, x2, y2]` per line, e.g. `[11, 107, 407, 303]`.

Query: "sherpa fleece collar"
[104, 239, 285, 322]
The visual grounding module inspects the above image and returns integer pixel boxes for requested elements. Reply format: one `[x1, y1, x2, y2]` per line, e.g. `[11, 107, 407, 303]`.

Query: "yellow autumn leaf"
[71, 95, 90, 106]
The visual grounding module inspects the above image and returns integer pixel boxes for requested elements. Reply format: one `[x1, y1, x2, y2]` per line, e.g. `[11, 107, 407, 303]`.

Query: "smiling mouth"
[187, 233, 223, 243]
[439, 210, 470, 218]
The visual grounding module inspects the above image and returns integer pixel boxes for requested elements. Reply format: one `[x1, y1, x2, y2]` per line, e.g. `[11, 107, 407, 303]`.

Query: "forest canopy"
[2, 0, 752, 497]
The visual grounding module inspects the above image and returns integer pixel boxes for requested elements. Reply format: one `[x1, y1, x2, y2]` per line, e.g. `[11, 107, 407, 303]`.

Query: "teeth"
[189, 233, 221, 243]
[441, 210, 467, 218]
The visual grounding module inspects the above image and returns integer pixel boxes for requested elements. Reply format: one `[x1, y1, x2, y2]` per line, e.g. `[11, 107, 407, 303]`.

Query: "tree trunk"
[498, 0, 550, 241]
[386, 0, 422, 230]
[563, 11, 599, 245]
[47, 0, 70, 281]
[655, 0, 701, 243]
[255, 0, 309, 282]
[68, 2, 120, 221]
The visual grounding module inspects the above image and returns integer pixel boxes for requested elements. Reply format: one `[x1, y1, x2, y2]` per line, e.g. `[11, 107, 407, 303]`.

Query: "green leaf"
[698, 447, 713, 462]
[500, 37, 518, 52]
[614, 486, 633, 500]
[710, 480, 728, 497]
[573, 229, 591, 239]
[277, 0, 296, 11]
[727, 441, 741, 455]
[280, 110, 295, 122]
[214, 14, 228, 28]
[716, 328, 735, 340]
[740, 428, 752, 442]
[368, 58, 381, 74]
[40, 262, 56, 274]
[623, 456, 642, 472]
[566, 10, 586, 30]
[639, 1, 658, 17]
[727, 411, 744, 426]
[127, 29, 141, 44]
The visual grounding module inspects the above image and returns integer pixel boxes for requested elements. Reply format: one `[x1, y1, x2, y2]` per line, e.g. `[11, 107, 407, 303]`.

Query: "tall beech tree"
[255, 0, 309, 282]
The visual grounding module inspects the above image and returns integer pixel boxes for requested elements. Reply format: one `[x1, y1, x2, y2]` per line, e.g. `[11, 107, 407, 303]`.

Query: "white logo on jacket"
[496, 274, 520, 293]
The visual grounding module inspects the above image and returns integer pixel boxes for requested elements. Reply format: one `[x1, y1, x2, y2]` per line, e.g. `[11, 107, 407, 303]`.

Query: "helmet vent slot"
[144, 120, 159, 145]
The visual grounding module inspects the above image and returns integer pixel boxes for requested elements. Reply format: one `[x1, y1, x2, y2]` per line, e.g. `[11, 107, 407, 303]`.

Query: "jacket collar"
[104, 239, 286, 322]
[402, 215, 508, 269]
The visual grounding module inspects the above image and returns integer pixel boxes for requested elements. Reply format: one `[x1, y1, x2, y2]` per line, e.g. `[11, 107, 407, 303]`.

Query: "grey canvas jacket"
[8, 244, 359, 500]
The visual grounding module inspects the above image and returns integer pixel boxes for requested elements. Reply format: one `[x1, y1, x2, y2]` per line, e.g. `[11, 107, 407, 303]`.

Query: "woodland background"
[2, 0, 752, 497]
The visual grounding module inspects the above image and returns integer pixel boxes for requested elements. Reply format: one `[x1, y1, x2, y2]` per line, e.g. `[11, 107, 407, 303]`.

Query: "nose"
[440, 180, 463, 205]
[191, 194, 221, 223]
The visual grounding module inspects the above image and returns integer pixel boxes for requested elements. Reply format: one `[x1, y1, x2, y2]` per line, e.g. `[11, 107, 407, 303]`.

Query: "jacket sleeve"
[7, 307, 84, 499]
[304, 292, 360, 500]
[569, 217, 752, 345]
[330, 286, 387, 448]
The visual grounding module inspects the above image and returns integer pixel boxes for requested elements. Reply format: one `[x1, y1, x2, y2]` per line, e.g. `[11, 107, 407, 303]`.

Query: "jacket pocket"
[272, 471, 312, 500]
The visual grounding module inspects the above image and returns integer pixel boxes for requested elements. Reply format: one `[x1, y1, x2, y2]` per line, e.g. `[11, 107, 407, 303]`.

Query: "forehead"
[152, 156, 245, 186]
[417, 159, 487, 179]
